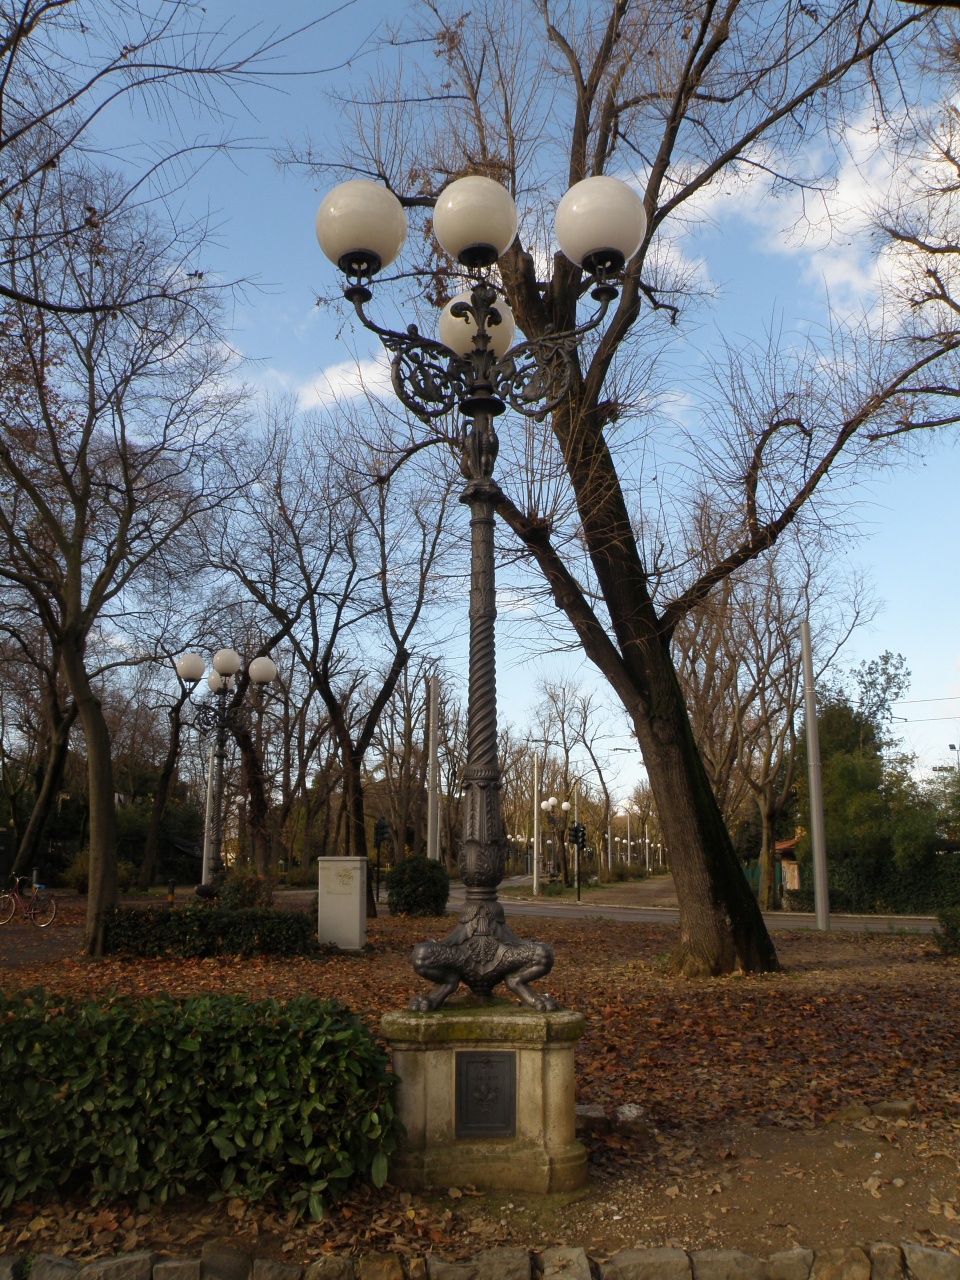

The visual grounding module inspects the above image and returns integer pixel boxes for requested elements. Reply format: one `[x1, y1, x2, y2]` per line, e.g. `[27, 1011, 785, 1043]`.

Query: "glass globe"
[555, 175, 647, 272]
[316, 180, 408, 276]
[249, 656, 278, 684]
[433, 176, 518, 268]
[208, 671, 234, 693]
[438, 291, 516, 359]
[175, 653, 205, 683]
[213, 648, 242, 676]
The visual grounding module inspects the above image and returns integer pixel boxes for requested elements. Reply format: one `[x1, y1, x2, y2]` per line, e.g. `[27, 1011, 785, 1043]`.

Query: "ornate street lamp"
[316, 172, 645, 1011]
[176, 649, 277, 880]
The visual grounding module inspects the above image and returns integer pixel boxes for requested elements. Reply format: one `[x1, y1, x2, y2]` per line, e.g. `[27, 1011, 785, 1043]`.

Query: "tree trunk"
[233, 719, 272, 877]
[61, 644, 118, 957]
[138, 695, 188, 891]
[12, 703, 77, 876]
[343, 754, 377, 918]
[757, 787, 779, 912]
[623, 634, 779, 977]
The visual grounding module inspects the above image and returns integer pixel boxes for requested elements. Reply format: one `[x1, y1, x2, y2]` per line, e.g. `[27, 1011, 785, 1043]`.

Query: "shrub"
[63, 850, 90, 894]
[609, 861, 646, 882]
[64, 853, 138, 895]
[935, 906, 960, 956]
[218, 868, 274, 910]
[0, 989, 399, 1217]
[386, 855, 450, 917]
[102, 906, 317, 957]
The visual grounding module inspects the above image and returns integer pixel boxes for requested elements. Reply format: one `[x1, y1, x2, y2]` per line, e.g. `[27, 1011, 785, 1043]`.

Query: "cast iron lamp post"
[176, 649, 277, 880]
[316, 172, 646, 1010]
[540, 796, 571, 877]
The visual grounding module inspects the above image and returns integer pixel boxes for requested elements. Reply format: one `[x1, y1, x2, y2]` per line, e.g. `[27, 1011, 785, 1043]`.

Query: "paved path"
[447, 882, 939, 934]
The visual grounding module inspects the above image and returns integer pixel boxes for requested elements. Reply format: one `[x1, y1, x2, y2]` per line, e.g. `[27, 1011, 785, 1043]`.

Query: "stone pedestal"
[381, 1001, 588, 1193]
[317, 857, 366, 950]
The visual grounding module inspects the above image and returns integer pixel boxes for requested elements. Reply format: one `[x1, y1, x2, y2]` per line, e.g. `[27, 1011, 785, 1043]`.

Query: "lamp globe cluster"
[175, 650, 277, 692]
[316, 172, 647, 355]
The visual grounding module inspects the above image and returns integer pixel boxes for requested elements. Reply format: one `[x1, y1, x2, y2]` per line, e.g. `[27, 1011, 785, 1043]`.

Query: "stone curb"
[4, 1240, 960, 1280]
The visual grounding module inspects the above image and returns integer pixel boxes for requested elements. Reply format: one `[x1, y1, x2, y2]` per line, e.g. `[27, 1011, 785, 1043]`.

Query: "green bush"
[64, 852, 138, 895]
[0, 989, 398, 1217]
[102, 906, 317, 958]
[935, 906, 960, 956]
[386, 855, 450, 917]
[218, 868, 275, 910]
[608, 861, 646, 882]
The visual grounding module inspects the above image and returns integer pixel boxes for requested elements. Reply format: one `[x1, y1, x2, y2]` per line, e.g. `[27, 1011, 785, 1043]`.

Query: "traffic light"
[571, 822, 586, 851]
[374, 817, 390, 848]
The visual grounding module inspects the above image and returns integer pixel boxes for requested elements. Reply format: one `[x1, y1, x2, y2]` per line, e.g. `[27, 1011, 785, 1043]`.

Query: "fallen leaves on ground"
[1, 914, 959, 1262]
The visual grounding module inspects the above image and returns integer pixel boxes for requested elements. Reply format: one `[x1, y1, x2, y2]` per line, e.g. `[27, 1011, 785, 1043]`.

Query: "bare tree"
[0, 0, 347, 316]
[306, 0, 960, 973]
[674, 537, 871, 908]
[210, 405, 452, 913]
[0, 168, 246, 953]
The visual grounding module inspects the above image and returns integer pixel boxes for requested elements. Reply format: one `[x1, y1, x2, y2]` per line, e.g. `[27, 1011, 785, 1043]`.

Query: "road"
[446, 881, 938, 934]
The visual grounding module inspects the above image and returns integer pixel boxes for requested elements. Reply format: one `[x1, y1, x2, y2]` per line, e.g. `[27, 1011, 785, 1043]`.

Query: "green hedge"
[783, 851, 960, 916]
[0, 990, 399, 1217]
[386, 855, 450, 917]
[102, 906, 317, 957]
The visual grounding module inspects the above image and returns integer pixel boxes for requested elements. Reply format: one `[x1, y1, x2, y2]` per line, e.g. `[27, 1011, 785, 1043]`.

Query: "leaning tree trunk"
[12, 703, 77, 876]
[61, 645, 118, 957]
[622, 631, 779, 977]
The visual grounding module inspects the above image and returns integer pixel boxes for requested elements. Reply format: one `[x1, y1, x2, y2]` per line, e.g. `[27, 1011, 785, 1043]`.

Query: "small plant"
[386, 854, 450, 917]
[935, 906, 960, 956]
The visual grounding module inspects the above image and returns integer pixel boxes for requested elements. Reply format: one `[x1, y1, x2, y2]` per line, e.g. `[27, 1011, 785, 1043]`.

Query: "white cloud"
[297, 354, 394, 410]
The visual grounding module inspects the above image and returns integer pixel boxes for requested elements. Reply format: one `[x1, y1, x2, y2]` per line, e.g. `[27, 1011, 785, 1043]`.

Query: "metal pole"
[201, 743, 215, 885]
[210, 699, 228, 877]
[532, 755, 540, 895]
[644, 818, 649, 872]
[627, 809, 632, 865]
[801, 619, 830, 931]
[427, 674, 440, 861]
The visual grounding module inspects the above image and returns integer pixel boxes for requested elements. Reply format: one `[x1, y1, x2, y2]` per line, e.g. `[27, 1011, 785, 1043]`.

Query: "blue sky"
[113, 0, 960, 790]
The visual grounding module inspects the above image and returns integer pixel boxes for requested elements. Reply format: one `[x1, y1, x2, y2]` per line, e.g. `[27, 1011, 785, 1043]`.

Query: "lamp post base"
[381, 1002, 588, 1194]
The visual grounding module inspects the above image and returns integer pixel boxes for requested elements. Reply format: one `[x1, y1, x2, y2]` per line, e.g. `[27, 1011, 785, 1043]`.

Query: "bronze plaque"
[455, 1050, 516, 1139]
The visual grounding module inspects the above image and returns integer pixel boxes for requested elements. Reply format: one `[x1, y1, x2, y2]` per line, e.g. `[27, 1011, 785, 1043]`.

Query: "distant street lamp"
[317, 171, 645, 1009]
[176, 649, 277, 881]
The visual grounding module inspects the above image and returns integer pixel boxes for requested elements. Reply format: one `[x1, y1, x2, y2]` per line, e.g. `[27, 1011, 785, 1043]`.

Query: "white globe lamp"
[176, 653, 205, 683]
[433, 176, 518, 269]
[438, 291, 516, 359]
[316, 180, 408, 278]
[555, 175, 647, 275]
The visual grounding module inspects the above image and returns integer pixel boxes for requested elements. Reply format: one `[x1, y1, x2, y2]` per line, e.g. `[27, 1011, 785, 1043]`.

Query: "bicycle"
[0, 875, 57, 928]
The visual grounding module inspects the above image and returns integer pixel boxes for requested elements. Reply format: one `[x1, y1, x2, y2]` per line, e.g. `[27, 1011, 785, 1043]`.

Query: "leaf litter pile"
[2, 912, 959, 1263]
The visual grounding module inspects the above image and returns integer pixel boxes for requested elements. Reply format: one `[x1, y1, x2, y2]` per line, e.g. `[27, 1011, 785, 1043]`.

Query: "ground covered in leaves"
[1, 908, 959, 1264]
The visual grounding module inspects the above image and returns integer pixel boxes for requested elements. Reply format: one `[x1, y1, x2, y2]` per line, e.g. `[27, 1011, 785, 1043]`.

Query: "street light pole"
[316, 171, 645, 1010]
[176, 649, 278, 883]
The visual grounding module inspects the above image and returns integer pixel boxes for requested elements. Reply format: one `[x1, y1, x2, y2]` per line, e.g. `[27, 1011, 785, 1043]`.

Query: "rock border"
[3, 1238, 960, 1280]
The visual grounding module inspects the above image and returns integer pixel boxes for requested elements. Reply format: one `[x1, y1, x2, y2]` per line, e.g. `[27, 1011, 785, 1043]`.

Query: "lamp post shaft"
[459, 442, 504, 897]
[210, 696, 228, 877]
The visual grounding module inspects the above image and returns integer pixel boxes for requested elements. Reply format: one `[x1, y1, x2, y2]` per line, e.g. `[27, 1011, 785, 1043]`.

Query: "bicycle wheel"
[30, 894, 57, 928]
[0, 893, 15, 925]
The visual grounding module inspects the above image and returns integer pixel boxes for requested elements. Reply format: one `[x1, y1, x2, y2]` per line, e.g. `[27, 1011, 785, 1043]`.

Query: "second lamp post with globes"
[176, 649, 277, 882]
[316, 169, 645, 1010]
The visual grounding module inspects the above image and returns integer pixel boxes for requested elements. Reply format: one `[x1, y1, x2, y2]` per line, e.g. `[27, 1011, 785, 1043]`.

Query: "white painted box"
[317, 856, 366, 950]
